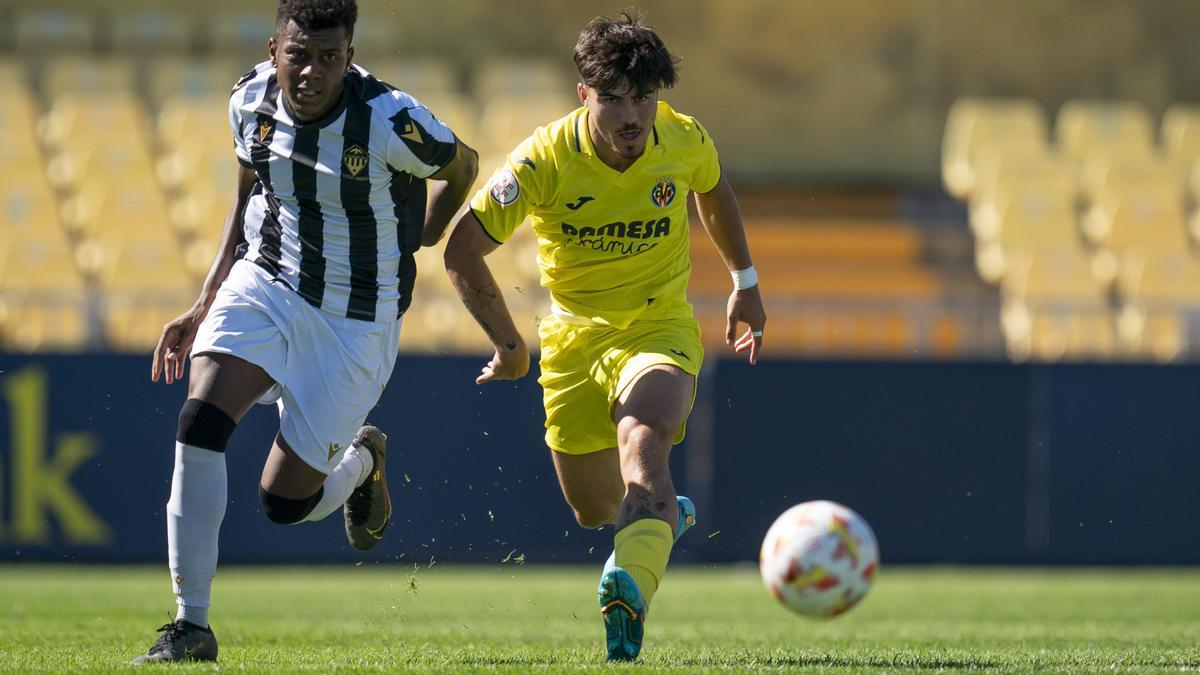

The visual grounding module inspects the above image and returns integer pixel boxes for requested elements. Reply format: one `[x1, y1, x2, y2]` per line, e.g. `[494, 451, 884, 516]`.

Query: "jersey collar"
[574, 109, 661, 177]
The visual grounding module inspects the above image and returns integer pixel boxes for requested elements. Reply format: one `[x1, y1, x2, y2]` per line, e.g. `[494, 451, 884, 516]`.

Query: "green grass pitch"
[1, 564, 1198, 672]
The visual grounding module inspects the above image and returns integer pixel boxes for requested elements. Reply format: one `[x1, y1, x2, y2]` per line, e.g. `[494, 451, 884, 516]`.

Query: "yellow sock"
[613, 518, 674, 606]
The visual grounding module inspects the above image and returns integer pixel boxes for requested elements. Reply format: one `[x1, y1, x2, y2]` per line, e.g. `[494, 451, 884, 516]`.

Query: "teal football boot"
[598, 566, 646, 661]
[597, 496, 696, 661]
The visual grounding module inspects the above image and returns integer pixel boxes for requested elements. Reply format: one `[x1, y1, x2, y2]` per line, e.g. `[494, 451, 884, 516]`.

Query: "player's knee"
[618, 417, 675, 453]
[258, 486, 324, 525]
[573, 504, 618, 529]
[177, 399, 237, 452]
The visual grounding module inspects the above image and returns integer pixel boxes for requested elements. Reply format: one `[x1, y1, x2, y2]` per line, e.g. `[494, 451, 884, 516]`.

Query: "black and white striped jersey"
[229, 61, 457, 322]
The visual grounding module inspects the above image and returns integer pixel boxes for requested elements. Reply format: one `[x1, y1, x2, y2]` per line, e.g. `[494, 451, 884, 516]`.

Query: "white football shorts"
[191, 259, 402, 473]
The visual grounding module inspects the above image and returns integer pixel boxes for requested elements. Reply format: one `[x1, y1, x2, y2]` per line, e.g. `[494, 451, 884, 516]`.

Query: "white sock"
[300, 444, 373, 523]
[167, 442, 227, 630]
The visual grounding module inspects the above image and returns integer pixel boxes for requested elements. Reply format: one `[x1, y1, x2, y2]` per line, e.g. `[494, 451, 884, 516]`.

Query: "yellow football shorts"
[537, 314, 704, 455]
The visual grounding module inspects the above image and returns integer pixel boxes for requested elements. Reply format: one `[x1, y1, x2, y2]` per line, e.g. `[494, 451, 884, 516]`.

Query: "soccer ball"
[759, 500, 879, 618]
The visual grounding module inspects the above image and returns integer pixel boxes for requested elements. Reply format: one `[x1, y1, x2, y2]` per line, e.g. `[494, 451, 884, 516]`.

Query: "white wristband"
[731, 265, 758, 290]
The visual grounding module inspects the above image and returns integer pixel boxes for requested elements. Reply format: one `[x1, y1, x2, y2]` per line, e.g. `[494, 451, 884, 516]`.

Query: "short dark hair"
[573, 11, 678, 94]
[276, 0, 358, 41]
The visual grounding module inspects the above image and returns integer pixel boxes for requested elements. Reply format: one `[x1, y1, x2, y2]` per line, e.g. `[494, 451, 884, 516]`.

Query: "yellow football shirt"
[469, 101, 721, 329]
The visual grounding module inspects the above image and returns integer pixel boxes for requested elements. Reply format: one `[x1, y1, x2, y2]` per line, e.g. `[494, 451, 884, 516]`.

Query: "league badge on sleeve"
[651, 177, 676, 208]
[489, 168, 521, 206]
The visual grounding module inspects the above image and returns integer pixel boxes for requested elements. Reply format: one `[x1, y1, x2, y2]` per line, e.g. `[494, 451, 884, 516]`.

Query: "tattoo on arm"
[463, 283, 498, 339]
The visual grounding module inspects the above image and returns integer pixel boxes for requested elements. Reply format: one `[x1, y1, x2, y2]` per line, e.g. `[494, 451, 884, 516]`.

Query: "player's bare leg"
[551, 448, 624, 528]
[598, 365, 694, 661]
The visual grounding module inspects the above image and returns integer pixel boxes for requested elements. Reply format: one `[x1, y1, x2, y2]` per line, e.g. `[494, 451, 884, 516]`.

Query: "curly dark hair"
[573, 11, 678, 94]
[276, 0, 358, 40]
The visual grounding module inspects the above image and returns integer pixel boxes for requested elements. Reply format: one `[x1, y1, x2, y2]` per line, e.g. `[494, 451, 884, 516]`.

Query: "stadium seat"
[63, 177, 174, 247]
[479, 94, 579, 158]
[46, 141, 159, 193]
[39, 92, 148, 152]
[1000, 251, 1113, 361]
[39, 57, 137, 102]
[207, 11, 278, 55]
[0, 174, 69, 243]
[0, 216, 90, 351]
[12, 8, 94, 53]
[410, 92, 479, 154]
[1080, 178, 1188, 257]
[968, 156, 1075, 244]
[368, 58, 460, 95]
[156, 93, 229, 148]
[146, 58, 244, 109]
[1055, 100, 1156, 167]
[1160, 104, 1200, 180]
[108, 10, 195, 54]
[169, 185, 233, 238]
[942, 97, 1049, 199]
[971, 172, 1081, 284]
[475, 59, 573, 98]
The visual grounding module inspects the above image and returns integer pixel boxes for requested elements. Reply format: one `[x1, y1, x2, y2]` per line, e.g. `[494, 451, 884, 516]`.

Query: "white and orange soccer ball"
[759, 500, 879, 618]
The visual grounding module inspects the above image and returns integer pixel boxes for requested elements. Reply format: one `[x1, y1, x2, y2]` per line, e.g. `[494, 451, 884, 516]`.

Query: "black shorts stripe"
[341, 88, 380, 322]
[291, 126, 327, 308]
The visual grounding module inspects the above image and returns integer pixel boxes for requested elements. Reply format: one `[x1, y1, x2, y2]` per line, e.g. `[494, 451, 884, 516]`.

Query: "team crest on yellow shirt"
[258, 119, 273, 142]
[650, 177, 676, 208]
[343, 144, 368, 177]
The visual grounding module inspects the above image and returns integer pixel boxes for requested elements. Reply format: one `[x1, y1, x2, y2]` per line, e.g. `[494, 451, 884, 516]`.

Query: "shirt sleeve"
[690, 120, 721, 194]
[386, 105, 458, 178]
[468, 134, 549, 245]
[229, 93, 252, 168]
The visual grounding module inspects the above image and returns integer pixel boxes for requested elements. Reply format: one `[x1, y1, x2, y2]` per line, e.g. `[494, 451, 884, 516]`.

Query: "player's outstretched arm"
[443, 210, 530, 384]
[694, 175, 767, 365]
[152, 165, 257, 385]
[421, 139, 479, 247]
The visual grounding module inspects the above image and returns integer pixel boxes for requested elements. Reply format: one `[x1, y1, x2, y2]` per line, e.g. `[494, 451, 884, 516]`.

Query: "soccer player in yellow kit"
[443, 13, 766, 662]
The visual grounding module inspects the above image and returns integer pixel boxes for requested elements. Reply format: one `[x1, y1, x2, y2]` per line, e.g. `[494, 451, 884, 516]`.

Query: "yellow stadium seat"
[12, 9, 94, 53]
[39, 92, 149, 152]
[169, 185, 234, 237]
[369, 58, 459, 95]
[62, 177, 173, 244]
[156, 93, 230, 147]
[1161, 104, 1200, 179]
[972, 172, 1081, 284]
[0, 215, 90, 351]
[0, 226, 82, 294]
[208, 11, 277, 55]
[39, 57, 137, 102]
[412, 92, 479, 153]
[104, 294, 193, 353]
[0, 175, 67, 241]
[1081, 179, 1187, 256]
[968, 156, 1075, 244]
[147, 59, 244, 109]
[46, 141, 158, 193]
[475, 59, 573, 99]
[1000, 250, 1116, 361]
[1055, 100, 1155, 166]
[108, 11, 194, 54]
[157, 126, 235, 192]
[942, 97, 1049, 199]
[0, 86, 38, 135]
[479, 94, 579, 158]
[93, 233, 192, 294]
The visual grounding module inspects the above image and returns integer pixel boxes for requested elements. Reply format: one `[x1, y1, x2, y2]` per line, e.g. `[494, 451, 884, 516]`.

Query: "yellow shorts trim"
[537, 314, 703, 455]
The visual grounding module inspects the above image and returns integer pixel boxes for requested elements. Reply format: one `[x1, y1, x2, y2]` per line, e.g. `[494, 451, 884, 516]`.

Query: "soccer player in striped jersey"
[443, 12, 766, 662]
[133, 0, 478, 664]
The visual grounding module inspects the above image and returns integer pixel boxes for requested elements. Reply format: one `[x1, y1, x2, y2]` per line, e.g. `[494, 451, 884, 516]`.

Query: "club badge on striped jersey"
[258, 119, 273, 143]
[651, 177, 676, 208]
[343, 144, 368, 178]
[489, 168, 520, 206]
